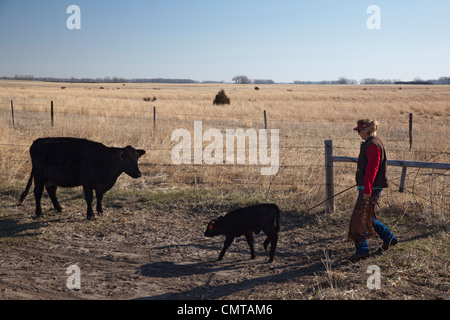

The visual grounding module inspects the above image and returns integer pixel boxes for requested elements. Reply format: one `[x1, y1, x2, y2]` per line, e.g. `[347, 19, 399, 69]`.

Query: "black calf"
[204, 204, 280, 262]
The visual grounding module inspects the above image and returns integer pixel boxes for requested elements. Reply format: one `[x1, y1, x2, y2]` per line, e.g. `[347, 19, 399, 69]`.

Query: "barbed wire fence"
[0, 99, 448, 215]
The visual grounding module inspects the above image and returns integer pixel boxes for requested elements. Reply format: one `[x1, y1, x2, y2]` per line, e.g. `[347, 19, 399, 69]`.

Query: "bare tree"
[232, 75, 251, 84]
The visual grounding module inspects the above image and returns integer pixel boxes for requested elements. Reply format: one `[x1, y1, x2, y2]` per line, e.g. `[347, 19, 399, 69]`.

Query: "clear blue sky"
[0, 0, 449, 82]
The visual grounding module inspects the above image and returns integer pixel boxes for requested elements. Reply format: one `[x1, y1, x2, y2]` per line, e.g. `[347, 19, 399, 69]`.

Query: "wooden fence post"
[153, 106, 156, 129]
[10, 100, 15, 127]
[399, 166, 407, 192]
[409, 113, 413, 151]
[264, 110, 267, 129]
[324, 140, 335, 213]
[51, 100, 54, 127]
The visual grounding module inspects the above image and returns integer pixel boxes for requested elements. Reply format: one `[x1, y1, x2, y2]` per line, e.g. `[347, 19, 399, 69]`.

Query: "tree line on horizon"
[2, 74, 449, 85]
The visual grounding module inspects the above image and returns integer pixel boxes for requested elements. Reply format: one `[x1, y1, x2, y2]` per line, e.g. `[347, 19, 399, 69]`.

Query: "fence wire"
[1, 100, 448, 214]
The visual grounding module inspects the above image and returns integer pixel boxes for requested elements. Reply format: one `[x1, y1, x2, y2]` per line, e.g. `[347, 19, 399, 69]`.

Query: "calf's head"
[120, 146, 145, 178]
[204, 218, 223, 237]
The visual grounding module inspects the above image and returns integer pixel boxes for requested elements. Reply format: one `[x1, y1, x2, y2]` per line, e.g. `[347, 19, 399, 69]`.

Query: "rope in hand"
[307, 184, 357, 212]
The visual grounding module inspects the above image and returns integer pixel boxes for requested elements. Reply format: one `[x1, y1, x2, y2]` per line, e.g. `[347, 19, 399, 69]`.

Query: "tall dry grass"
[0, 80, 449, 219]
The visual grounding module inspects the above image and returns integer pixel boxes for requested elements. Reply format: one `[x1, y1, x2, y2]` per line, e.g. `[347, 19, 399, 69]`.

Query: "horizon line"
[2, 75, 450, 85]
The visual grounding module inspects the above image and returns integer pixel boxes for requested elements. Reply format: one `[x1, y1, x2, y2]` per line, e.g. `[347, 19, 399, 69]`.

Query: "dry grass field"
[0, 80, 448, 300]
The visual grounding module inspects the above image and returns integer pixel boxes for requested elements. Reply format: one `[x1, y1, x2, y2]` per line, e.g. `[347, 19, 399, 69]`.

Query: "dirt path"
[1, 190, 448, 300]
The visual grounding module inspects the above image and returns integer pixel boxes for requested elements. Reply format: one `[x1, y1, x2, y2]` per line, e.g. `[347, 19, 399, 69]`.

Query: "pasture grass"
[0, 80, 450, 220]
[1, 80, 449, 218]
[0, 80, 448, 223]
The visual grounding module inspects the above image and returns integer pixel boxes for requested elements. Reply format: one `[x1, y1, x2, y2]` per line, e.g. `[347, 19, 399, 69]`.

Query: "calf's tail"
[18, 171, 33, 204]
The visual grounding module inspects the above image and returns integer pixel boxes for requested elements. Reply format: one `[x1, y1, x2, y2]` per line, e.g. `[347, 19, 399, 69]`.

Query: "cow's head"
[204, 217, 223, 237]
[120, 146, 145, 178]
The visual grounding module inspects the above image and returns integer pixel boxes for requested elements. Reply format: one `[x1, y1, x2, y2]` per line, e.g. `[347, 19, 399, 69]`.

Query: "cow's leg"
[268, 233, 278, 263]
[244, 232, 256, 259]
[263, 225, 278, 262]
[33, 179, 44, 218]
[218, 235, 234, 261]
[83, 186, 94, 220]
[95, 190, 103, 215]
[263, 238, 270, 251]
[45, 184, 62, 212]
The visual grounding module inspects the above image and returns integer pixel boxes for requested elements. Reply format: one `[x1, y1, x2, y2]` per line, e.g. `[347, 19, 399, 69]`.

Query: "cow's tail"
[274, 204, 280, 233]
[18, 171, 33, 205]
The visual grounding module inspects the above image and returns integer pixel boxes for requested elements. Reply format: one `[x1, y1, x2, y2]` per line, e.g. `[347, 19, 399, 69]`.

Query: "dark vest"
[355, 136, 389, 188]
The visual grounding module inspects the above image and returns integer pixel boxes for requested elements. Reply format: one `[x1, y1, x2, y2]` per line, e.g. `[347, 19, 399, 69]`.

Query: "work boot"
[381, 238, 398, 251]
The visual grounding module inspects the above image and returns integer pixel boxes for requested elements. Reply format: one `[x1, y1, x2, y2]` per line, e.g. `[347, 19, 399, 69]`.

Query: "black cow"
[204, 204, 280, 262]
[18, 137, 145, 220]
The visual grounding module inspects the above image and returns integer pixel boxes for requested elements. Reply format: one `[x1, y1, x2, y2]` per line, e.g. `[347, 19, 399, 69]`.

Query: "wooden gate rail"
[324, 140, 450, 213]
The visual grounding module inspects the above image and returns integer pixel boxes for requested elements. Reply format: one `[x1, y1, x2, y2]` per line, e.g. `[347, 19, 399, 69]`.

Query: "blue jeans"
[355, 219, 397, 255]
